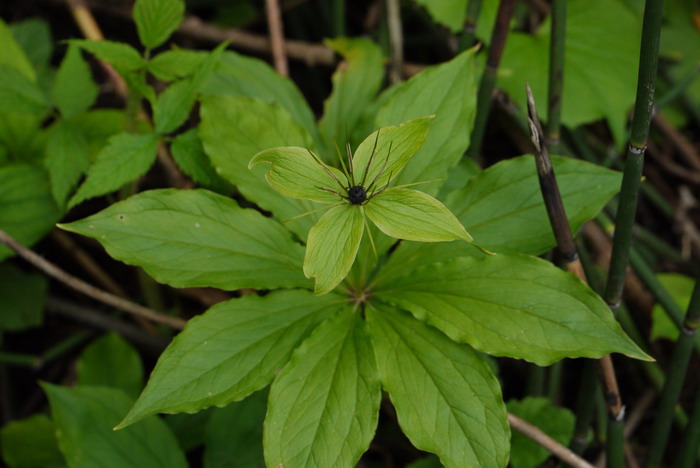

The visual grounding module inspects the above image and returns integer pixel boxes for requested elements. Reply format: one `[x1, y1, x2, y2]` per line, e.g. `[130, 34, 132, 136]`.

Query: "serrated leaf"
[0, 18, 36, 81]
[367, 305, 509, 468]
[376, 49, 478, 195]
[304, 204, 364, 295]
[0, 164, 61, 261]
[70, 39, 144, 73]
[10, 19, 53, 72]
[61, 189, 309, 290]
[0, 414, 64, 468]
[0, 65, 49, 114]
[77, 333, 144, 399]
[44, 120, 91, 208]
[133, 0, 185, 49]
[170, 129, 231, 193]
[43, 384, 187, 468]
[365, 188, 472, 242]
[118, 290, 344, 428]
[414, 0, 467, 32]
[147, 49, 207, 81]
[375, 254, 650, 365]
[69, 132, 159, 208]
[0, 263, 47, 331]
[265, 308, 380, 467]
[51, 45, 98, 118]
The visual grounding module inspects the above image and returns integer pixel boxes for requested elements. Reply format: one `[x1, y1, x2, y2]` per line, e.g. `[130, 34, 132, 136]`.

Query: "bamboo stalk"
[546, 0, 566, 154]
[332, 0, 345, 36]
[677, 361, 700, 467]
[459, 0, 484, 50]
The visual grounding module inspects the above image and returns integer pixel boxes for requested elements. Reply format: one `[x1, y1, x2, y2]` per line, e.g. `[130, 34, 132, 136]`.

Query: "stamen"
[306, 149, 346, 191]
[360, 129, 381, 187]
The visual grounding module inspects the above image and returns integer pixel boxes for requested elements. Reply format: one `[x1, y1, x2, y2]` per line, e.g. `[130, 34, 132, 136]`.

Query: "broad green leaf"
[0, 18, 35, 81]
[133, 0, 185, 49]
[44, 120, 91, 207]
[0, 263, 47, 331]
[367, 305, 509, 468]
[199, 95, 319, 238]
[61, 189, 309, 290]
[650, 273, 695, 341]
[68, 132, 159, 208]
[376, 49, 478, 195]
[10, 18, 53, 72]
[365, 188, 472, 242]
[507, 397, 575, 468]
[0, 113, 46, 163]
[170, 129, 231, 193]
[265, 308, 380, 468]
[51, 45, 98, 118]
[203, 390, 267, 468]
[202, 51, 318, 143]
[318, 37, 384, 156]
[0, 65, 49, 114]
[77, 333, 144, 399]
[43, 384, 187, 468]
[119, 290, 344, 427]
[499, 0, 641, 147]
[414, 0, 467, 32]
[304, 204, 364, 295]
[352, 117, 433, 189]
[0, 164, 61, 261]
[0, 414, 65, 468]
[72, 109, 127, 156]
[70, 39, 144, 74]
[250, 147, 348, 203]
[147, 49, 207, 81]
[375, 254, 650, 365]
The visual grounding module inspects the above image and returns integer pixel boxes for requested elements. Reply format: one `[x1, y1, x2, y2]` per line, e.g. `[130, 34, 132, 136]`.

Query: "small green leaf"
[147, 49, 207, 81]
[365, 188, 472, 242]
[0, 263, 47, 332]
[170, 129, 231, 193]
[414, 0, 467, 32]
[650, 273, 696, 341]
[77, 333, 144, 399]
[61, 189, 309, 290]
[304, 203, 364, 295]
[0, 414, 64, 468]
[250, 147, 347, 203]
[51, 45, 98, 118]
[71, 109, 128, 156]
[265, 308, 380, 467]
[367, 305, 509, 468]
[70, 39, 144, 74]
[69, 132, 159, 208]
[352, 117, 433, 189]
[10, 19, 53, 72]
[0, 65, 49, 114]
[43, 384, 187, 468]
[119, 290, 344, 428]
[133, 0, 185, 49]
[0, 18, 36, 81]
[507, 397, 575, 468]
[375, 254, 651, 365]
[44, 120, 91, 208]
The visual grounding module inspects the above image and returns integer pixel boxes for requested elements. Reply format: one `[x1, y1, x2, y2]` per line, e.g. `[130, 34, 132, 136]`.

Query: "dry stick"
[0, 229, 186, 330]
[652, 113, 700, 171]
[265, 0, 289, 76]
[508, 413, 595, 468]
[386, 0, 404, 84]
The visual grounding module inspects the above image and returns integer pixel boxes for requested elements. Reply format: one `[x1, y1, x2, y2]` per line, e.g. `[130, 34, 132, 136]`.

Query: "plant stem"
[332, 0, 345, 36]
[468, 0, 517, 159]
[386, 0, 403, 84]
[265, 0, 289, 76]
[459, 0, 484, 50]
[677, 366, 700, 468]
[546, 0, 566, 154]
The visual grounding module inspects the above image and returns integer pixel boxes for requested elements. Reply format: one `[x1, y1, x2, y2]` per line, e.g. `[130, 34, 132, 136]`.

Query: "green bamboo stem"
[646, 279, 700, 467]
[0, 351, 40, 367]
[546, 0, 566, 155]
[332, 0, 345, 37]
[467, 0, 517, 160]
[547, 361, 563, 403]
[606, 417, 625, 467]
[677, 371, 700, 468]
[459, 0, 484, 50]
[527, 365, 546, 397]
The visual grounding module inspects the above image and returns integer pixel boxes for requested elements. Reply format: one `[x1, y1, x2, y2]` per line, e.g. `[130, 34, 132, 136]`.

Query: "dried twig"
[264, 0, 289, 76]
[386, 0, 404, 84]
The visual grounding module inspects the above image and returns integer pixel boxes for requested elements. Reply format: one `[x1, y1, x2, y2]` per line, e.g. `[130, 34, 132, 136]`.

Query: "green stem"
[459, 0, 484, 50]
[0, 351, 39, 367]
[546, 0, 566, 155]
[677, 371, 700, 468]
[332, 0, 345, 37]
[607, 417, 625, 468]
[546, 361, 563, 403]
[526, 365, 546, 397]
[41, 331, 92, 363]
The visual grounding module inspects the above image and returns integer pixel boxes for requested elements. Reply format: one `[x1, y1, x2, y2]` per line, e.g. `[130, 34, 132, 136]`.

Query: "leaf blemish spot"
[195, 222, 201, 228]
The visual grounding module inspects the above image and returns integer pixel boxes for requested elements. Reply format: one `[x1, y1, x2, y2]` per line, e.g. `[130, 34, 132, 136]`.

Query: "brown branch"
[386, 0, 404, 84]
[264, 0, 289, 76]
[0, 229, 186, 330]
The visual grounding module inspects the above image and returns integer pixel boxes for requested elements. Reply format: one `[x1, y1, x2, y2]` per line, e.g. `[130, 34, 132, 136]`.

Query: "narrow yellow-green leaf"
[365, 188, 472, 242]
[304, 204, 364, 295]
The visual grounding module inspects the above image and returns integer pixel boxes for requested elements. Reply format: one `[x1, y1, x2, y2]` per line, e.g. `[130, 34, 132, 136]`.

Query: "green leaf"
[0, 65, 49, 114]
[68, 132, 159, 208]
[499, 0, 641, 146]
[507, 397, 575, 468]
[365, 188, 472, 242]
[170, 129, 231, 193]
[0, 414, 65, 468]
[61, 189, 309, 290]
[0, 164, 61, 261]
[70, 39, 144, 74]
[199, 95, 319, 238]
[265, 308, 380, 468]
[414, 0, 467, 32]
[133, 0, 185, 49]
[147, 49, 207, 81]
[661, 0, 700, 108]
[304, 203, 364, 295]
[203, 391, 267, 468]
[51, 45, 98, 118]
[0, 113, 46, 163]
[376, 49, 478, 195]
[375, 254, 650, 365]
[0, 263, 47, 331]
[10, 19, 53, 72]
[250, 147, 348, 203]
[118, 290, 344, 427]
[77, 333, 144, 399]
[44, 120, 91, 208]
[352, 116, 433, 189]
[318, 37, 384, 155]
[651, 273, 696, 341]
[0, 18, 36, 81]
[71, 109, 128, 156]
[367, 305, 509, 468]
[43, 384, 187, 468]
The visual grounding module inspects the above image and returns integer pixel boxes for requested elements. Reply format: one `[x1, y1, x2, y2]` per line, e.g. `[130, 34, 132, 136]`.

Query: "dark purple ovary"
[347, 185, 367, 204]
